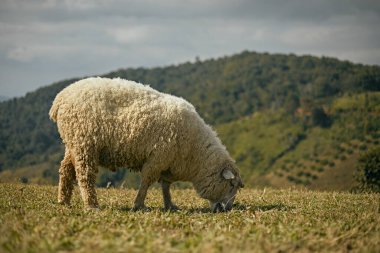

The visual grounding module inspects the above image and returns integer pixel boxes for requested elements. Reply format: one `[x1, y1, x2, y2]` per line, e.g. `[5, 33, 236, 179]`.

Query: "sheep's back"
[51, 77, 195, 166]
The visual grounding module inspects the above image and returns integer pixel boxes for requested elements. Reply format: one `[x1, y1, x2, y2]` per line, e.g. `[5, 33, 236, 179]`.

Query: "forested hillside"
[0, 51, 379, 189]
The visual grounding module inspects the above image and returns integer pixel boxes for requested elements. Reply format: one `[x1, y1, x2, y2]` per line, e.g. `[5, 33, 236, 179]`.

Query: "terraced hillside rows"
[217, 92, 380, 190]
[268, 134, 380, 191]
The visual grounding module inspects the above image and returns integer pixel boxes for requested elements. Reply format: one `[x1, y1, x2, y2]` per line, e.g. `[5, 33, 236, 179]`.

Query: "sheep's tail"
[49, 94, 62, 122]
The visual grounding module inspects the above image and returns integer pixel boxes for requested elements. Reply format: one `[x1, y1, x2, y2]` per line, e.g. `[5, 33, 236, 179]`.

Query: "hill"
[217, 92, 380, 189]
[0, 51, 379, 189]
[0, 96, 9, 102]
[0, 183, 379, 252]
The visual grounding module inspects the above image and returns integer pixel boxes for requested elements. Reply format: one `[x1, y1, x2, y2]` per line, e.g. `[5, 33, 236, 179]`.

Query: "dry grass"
[0, 183, 379, 252]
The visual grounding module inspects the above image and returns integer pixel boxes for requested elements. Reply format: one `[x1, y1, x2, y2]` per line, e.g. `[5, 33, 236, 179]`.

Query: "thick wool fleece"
[50, 77, 242, 209]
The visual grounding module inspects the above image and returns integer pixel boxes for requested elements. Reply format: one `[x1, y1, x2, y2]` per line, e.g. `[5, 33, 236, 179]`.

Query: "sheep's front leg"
[161, 180, 179, 211]
[74, 157, 99, 209]
[58, 149, 76, 205]
[133, 161, 163, 211]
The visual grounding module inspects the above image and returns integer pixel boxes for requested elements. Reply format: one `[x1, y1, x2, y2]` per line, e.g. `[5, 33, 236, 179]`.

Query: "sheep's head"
[209, 168, 244, 212]
[198, 160, 244, 212]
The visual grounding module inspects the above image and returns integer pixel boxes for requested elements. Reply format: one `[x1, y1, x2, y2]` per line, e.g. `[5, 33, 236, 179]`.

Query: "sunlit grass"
[1, 183, 379, 252]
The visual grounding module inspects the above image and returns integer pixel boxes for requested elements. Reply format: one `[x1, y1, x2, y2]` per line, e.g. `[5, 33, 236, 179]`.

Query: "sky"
[0, 0, 379, 98]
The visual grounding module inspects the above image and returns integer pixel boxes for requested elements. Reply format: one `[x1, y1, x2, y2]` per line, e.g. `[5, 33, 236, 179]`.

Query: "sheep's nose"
[212, 203, 226, 213]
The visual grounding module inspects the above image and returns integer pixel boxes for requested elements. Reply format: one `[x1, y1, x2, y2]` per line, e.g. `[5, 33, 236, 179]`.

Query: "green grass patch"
[1, 183, 379, 253]
[216, 111, 305, 181]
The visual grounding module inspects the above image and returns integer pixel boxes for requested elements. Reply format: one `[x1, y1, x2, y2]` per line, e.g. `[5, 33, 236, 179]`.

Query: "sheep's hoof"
[164, 205, 180, 212]
[132, 205, 150, 212]
[58, 199, 70, 206]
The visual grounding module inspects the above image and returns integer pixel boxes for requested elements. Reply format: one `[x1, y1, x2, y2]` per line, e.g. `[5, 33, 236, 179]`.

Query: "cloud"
[107, 26, 151, 44]
[0, 0, 379, 97]
[7, 47, 35, 62]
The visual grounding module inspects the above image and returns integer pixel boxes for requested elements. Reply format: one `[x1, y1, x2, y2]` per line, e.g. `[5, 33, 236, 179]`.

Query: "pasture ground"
[0, 183, 379, 252]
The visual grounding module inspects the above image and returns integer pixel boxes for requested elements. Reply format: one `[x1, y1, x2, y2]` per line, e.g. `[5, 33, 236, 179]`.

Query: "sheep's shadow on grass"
[233, 202, 293, 212]
[116, 206, 210, 213]
[118, 206, 156, 212]
[115, 203, 293, 214]
[183, 202, 293, 214]
[117, 206, 182, 213]
[116, 205, 210, 213]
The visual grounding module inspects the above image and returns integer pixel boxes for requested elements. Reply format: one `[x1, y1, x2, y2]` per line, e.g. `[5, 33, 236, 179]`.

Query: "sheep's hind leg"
[161, 180, 179, 211]
[74, 155, 99, 210]
[58, 149, 76, 205]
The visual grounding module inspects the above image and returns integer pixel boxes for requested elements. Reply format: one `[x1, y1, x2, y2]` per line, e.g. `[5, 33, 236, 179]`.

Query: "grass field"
[0, 183, 379, 253]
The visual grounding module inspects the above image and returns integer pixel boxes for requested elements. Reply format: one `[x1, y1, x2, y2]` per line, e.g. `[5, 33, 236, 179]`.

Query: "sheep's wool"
[50, 77, 243, 209]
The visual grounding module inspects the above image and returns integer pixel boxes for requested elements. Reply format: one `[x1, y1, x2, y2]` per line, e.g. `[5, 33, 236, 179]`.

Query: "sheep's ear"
[222, 169, 235, 180]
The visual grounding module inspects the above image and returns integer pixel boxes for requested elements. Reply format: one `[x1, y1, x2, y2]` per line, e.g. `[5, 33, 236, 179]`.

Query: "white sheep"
[49, 77, 244, 212]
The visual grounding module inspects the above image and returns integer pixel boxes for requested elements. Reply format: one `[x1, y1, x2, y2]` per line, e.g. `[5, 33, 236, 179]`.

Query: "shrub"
[287, 175, 302, 184]
[321, 159, 329, 165]
[359, 144, 367, 151]
[304, 172, 312, 178]
[317, 167, 324, 172]
[311, 107, 332, 128]
[20, 177, 28, 184]
[356, 147, 380, 192]
[282, 166, 289, 172]
[287, 175, 295, 182]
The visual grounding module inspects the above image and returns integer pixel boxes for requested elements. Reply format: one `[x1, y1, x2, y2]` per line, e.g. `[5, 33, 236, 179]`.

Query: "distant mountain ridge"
[0, 51, 379, 189]
[0, 96, 9, 102]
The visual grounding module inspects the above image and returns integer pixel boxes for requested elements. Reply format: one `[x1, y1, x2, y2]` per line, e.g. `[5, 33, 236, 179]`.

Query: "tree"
[311, 107, 331, 128]
[356, 147, 380, 192]
[284, 93, 300, 114]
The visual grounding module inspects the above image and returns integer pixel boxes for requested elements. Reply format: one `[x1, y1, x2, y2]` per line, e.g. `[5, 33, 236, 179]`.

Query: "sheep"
[49, 77, 244, 212]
